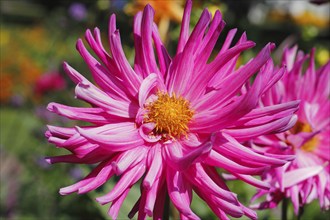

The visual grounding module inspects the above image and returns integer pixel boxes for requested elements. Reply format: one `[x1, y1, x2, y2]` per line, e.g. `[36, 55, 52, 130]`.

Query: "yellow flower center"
[290, 121, 318, 152]
[290, 121, 312, 134]
[301, 136, 319, 152]
[144, 91, 194, 139]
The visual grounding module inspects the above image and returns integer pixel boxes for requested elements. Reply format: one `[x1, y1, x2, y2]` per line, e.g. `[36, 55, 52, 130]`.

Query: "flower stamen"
[144, 91, 194, 139]
[290, 121, 318, 152]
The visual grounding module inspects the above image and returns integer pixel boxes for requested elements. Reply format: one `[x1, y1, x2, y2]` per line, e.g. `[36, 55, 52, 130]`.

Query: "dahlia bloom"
[46, 1, 299, 219]
[251, 46, 330, 214]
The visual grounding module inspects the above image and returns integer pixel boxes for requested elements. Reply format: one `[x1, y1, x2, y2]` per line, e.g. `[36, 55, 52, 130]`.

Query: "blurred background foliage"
[0, 0, 329, 219]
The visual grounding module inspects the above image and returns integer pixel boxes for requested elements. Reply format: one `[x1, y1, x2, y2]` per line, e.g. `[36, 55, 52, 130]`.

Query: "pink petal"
[152, 23, 171, 75]
[140, 5, 159, 77]
[193, 43, 274, 110]
[152, 181, 167, 220]
[224, 115, 297, 141]
[143, 144, 163, 190]
[78, 160, 114, 194]
[217, 133, 292, 166]
[84, 28, 113, 70]
[139, 123, 162, 143]
[137, 190, 148, 219]
[290, 185, 300, 215]
[167, 9, 212, 95]
[96, 163, 146, 205]
[109, 30, 142, 94]
[111, 147, 147, 175]
[218, 28, 238, 54]
[138, 73, 165, 108]
[144, 178, 163, 216]
[108, 188, 130, 219]
[193, 11, 225, 73]
[45, 152, 108, 164]
[177, 0, 192, 54]
[76, 39, 133, 101]
[186, 163, 239, 203]
[236, 100, 300, 126]
[47, 102, 115, 124]
[166, 168, 199, 219]
[206, 150, 266, 175]
[76, 126, 144, 151]
[74, 81, 138, 118]
[62, 61, 87, 84]
[283, 166, 324, 188]
[241, 205, 257, 220]
[59, 160, 111, 195]
[47, 125, 75, 138]
[213, 196, 244, 218]
[165, 141, 212, 171]
[232, 173, 270, 190]
[188, 41, 256, 103]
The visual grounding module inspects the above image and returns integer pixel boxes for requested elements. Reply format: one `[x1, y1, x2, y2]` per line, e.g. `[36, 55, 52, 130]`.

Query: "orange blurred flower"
[0, 74, 13, 103]
[267, 2, 329, 29]
[124, 0, 184, 41]
[292, 11, 329, 28]
[0, 25, 65, 103]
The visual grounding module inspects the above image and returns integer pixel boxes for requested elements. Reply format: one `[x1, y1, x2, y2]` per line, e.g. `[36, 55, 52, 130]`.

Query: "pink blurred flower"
[34, 71, 66, 96]
[45, 1, 299, 219]
[251, 46, 330, 214]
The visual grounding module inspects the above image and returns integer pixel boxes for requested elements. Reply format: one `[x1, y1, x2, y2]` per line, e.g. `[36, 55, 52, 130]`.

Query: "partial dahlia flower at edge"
[250, 46, 330, 214]
[45, 1, 299, 219]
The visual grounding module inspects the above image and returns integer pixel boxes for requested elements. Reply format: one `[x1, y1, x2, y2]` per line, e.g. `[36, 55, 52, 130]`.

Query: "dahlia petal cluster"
[251, 46, 330, 214]
[46, 1, 299, 219]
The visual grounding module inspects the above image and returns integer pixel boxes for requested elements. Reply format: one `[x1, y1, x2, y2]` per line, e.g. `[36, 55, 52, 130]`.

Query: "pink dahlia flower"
[46, 1, 299, 219]
[251, 46, 330, 214]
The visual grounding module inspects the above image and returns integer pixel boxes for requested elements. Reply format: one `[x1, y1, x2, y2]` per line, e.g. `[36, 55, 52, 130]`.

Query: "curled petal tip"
[144, 3, 154, 12]
[270, 42, 276, 50]
[85, 28, 92, 37]
[62, 61, 69, 69]
[45, 130, 51, 138]
[95, 197, 110, 205]
[144, 208, 153, 217]
[142, 181, 151, 190]
[46, 102, 55, 111]
[93, 27, 100, 33]
[74, 126, 83, 133]
[59, 187, 72, 195]
[186, 0, 193, 8]
[76, 38, 84, 50]
[44, 157, 53, 164]
[111, 161, 121, 175]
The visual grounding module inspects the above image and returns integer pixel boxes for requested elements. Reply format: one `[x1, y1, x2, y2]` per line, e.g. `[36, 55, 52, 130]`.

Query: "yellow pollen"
[144, 91, 194, 139]
[301, 137, 319, 152]
[290, 121, 318, 152]
[290, 121, 312, 134]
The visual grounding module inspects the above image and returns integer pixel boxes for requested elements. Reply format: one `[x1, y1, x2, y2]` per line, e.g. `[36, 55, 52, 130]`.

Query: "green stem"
[163, 193, 170, 220]
[297, 206, 304, 220]
[282, 198, 288, 220]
